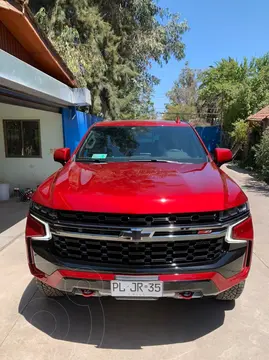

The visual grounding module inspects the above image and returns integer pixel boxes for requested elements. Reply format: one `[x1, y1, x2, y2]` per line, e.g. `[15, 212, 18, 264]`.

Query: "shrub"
[239, 146, 256, 170]
[254, 128, 269, 181]
[230, 120, 249, 146]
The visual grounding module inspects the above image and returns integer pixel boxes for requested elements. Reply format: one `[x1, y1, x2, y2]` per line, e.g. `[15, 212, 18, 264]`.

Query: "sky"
[151, 0, 269, 115]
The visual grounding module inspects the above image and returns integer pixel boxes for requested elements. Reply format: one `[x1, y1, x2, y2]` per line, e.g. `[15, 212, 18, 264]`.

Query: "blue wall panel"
[62, 108, 102, 153]
[195, 126, 221, 152]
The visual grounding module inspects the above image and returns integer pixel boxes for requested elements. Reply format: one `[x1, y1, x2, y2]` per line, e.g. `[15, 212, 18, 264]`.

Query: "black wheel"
[216, 281, 245, 301]
[36, 279, 64, 297]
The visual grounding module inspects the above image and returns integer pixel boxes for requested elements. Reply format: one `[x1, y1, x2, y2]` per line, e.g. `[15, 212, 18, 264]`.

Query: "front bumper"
[28, 240, 251, 299]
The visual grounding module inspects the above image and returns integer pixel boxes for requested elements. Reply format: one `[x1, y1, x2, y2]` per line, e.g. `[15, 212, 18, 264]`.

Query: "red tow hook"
[81, 289, 95, 298]
[178, 291, 193, 300]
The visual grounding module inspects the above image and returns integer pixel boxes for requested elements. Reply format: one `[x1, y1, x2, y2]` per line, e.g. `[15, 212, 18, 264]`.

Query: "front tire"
[216, 281, 245, 301]
[36, 279, 64, 297]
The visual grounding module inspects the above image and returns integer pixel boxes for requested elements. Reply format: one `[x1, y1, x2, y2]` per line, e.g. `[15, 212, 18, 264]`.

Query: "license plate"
[111, 281, 163, 297]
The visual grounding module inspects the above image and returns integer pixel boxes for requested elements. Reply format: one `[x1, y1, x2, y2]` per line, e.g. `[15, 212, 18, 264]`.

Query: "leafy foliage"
[254, 128, 269, 181]
[166, 62, 199, 106]
[30, 0, 188, 119]
[230, 120, 249, 146]
[198, 58, 250, 129]
[163, 103, 197, 121]
[198, 55, 269, 130]
[163, 62, 199, 121]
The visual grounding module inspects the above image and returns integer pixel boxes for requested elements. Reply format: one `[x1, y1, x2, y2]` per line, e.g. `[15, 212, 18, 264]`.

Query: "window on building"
[3, 120, 41, 158]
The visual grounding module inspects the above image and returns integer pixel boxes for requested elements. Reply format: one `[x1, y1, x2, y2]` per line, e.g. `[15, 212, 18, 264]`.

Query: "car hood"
[33, 161, 247, 213]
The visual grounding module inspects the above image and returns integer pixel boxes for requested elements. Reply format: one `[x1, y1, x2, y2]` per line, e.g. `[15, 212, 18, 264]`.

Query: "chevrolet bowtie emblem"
[119, 229, 151, 241]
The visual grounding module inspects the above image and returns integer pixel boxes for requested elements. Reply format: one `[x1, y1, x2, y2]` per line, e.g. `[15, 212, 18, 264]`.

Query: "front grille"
[55, 211, 219, 226]
[30, 204, 230, 268]
[52, 235, 225, 267]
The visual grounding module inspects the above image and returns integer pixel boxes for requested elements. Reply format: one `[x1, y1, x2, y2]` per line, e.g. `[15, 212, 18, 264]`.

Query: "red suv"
[25, 120, 253, 301]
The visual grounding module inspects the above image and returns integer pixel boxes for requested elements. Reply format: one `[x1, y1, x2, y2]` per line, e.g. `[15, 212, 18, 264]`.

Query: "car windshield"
[76, 125, 208, 164]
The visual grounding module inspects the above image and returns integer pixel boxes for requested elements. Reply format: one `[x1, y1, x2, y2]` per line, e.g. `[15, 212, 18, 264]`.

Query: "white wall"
[0, 103, 63, 189]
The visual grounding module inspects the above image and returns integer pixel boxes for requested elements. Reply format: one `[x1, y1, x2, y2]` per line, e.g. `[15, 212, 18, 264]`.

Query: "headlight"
[219, 202, 249, 222]
[30, 201, 58, 220]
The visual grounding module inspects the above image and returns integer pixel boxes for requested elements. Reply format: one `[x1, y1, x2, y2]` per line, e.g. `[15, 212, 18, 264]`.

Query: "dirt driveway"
[0, 165, 269, 360]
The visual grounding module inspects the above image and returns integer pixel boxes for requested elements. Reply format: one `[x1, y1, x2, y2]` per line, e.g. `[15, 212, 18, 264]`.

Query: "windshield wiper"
[128, 159, 183, 164]
[79, 159, 107, 163]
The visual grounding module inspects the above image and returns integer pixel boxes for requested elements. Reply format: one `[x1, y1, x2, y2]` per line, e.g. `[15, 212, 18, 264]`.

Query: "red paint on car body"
[35, 267, 250, 294]
[33, 120, 247, 213]
[33, 161, 247, 213]
[26, 120, 253, 301]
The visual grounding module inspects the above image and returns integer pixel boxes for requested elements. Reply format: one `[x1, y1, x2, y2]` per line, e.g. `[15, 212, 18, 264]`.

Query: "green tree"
[163, 62, 199, 121]
[197, 55, 269, 130]
[30, 0, 188, 119]
[255, 128, 269, 181]
[230, 120, 249, 146]
[198, 58, 251, 129]
[248, 54, 269, 112]
[162, 103, 197, 121]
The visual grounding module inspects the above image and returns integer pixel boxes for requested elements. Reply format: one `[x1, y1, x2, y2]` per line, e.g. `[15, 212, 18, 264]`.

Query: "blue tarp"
[195, 126, 221, 152]
[62, 108, 102, 153]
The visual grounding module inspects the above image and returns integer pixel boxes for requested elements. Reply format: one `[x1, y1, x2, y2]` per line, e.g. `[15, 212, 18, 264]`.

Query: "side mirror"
[54, 148, 71, 166]
[214, 148, 233, 167]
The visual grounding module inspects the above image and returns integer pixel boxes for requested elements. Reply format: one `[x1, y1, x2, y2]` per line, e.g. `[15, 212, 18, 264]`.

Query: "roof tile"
[247, 105, 269, 121]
